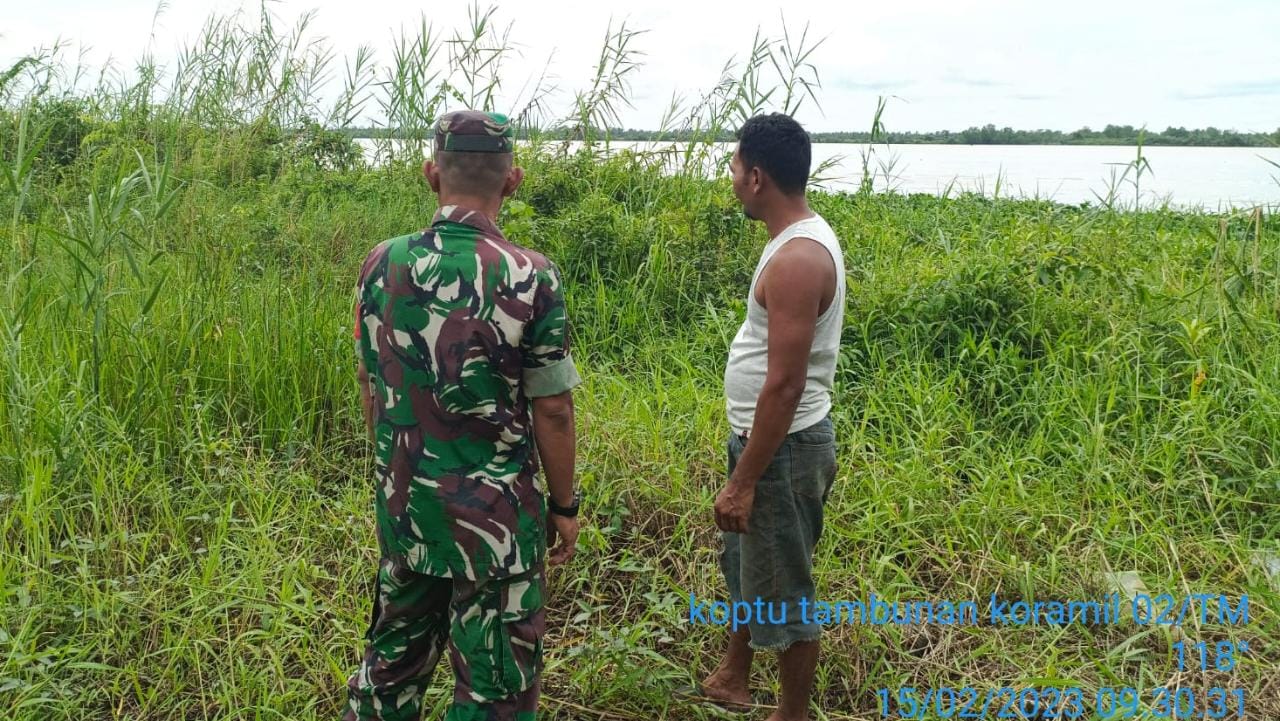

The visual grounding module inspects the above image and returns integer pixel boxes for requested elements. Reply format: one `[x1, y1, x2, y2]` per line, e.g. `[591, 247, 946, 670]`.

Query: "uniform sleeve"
[353, 241, 389, 351]
[521, 262, 581, 397]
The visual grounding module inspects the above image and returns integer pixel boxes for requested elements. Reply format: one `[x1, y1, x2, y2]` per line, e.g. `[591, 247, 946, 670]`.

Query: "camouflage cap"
[434, 110, 515, 153]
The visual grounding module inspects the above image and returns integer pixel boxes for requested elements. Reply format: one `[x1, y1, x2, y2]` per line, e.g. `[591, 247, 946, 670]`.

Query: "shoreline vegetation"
[346, 124, 1280, 148]
[2, 3, 1277, 719]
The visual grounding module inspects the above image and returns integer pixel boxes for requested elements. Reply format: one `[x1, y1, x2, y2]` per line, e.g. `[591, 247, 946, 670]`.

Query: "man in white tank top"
[695, 114, 845, 721]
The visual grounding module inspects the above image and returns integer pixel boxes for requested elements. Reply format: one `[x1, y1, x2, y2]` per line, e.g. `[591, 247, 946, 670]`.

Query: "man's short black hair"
[436, 150, 512, 197]
[735, 113, 811, 196]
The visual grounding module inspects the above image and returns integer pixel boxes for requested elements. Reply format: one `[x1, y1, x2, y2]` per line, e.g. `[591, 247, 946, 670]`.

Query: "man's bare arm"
[533, 391, 576, 505]
[533, 390, 578, 565]
[714, 239, 832, 533]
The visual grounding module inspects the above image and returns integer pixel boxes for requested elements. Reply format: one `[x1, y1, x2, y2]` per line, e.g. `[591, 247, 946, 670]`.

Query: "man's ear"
[423, 159, 441, 193]
[502, 165, 525, 198]
[750, 166, 763, 194]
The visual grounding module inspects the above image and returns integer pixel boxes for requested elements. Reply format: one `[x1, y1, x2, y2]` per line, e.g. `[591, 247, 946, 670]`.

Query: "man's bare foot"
[762, 713, 808, 721]
[697, 669, 752, 707]
[693, 627, 754, 708]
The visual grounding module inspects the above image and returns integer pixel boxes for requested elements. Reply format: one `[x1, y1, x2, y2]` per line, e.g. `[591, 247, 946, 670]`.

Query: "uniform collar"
[431, 204, 505, 240]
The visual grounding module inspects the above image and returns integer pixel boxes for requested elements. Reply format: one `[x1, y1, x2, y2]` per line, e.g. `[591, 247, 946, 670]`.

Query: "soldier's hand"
[547, 514, 579, 566]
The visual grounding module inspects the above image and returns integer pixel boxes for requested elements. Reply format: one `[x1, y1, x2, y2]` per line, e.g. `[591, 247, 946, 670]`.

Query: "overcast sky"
[4, 0, 1278, 132]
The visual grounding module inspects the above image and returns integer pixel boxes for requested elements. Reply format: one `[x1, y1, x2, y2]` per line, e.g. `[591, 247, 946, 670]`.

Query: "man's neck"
[436, 193, 503, 222]
[761, 196, 815, 239]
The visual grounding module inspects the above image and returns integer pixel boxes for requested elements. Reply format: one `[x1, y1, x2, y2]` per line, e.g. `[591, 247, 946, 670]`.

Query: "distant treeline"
[345, 123, 1280, 147]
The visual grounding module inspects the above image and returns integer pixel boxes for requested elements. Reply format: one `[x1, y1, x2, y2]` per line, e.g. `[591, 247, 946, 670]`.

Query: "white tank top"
[724, 213, 845, 434]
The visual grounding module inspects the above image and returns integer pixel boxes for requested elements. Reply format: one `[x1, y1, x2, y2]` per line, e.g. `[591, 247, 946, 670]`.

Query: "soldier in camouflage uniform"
[346, 110, 582, 721]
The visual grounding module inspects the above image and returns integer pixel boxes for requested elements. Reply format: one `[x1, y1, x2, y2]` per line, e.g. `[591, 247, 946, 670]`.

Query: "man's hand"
[714, 481, 756, 534]
[546, 513, 579, 566]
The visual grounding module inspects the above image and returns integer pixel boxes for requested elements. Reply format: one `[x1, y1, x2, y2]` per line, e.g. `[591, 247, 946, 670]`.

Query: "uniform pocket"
[495, 570, 546, 696]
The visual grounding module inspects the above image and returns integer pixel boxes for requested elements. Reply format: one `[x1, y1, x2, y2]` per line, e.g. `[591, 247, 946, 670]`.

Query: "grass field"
[2, 7, 1278, 720]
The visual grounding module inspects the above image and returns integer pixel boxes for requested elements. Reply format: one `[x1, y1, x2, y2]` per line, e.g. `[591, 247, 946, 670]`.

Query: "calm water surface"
[359, 139, 1279, 209]
[815, 143, 1279, 208]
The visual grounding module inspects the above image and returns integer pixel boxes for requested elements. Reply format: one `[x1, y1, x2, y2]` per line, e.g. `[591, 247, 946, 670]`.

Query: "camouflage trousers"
[345, 557, 545, 721]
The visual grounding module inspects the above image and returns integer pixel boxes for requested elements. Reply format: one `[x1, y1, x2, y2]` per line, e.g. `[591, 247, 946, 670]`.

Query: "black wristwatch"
[548, 490, 581, 518]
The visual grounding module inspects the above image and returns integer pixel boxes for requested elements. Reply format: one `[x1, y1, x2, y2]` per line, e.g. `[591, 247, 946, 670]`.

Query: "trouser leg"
[345, 558, 452, 721]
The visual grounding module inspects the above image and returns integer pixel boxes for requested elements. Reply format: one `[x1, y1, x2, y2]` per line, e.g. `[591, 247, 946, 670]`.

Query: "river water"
[357, 139, 1280, 209]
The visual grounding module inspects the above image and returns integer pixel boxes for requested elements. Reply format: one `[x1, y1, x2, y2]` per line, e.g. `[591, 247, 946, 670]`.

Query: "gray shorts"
[720, 415, 838, 651]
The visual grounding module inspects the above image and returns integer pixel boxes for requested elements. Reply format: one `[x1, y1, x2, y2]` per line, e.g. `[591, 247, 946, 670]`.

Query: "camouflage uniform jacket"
[354, 204, 581, 580]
